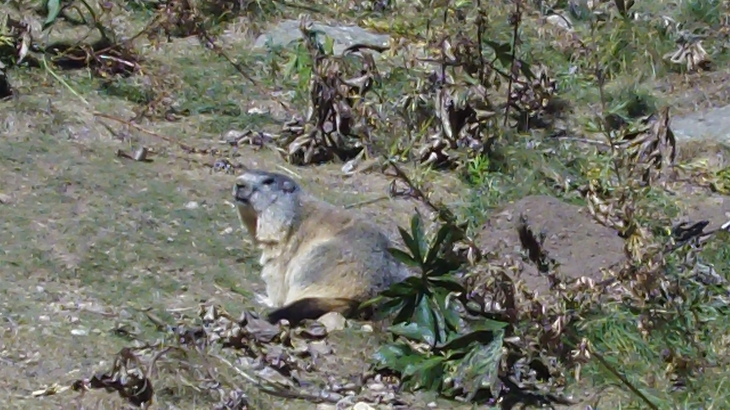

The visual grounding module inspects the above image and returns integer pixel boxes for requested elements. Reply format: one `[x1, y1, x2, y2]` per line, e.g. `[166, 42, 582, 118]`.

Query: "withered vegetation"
[3, 0, 730, 409]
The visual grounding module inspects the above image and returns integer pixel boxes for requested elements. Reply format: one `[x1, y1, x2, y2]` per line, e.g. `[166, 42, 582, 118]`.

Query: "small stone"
[247, 107, 269, 115]
[70, 328, 88, 336]
[253, 19, 390, 56]
[184, 201, 199, 209]
[360, 324, 373, 332]
[0, 193, 11, 204]
[223, 130, 246, 144]
[352, 402, 375, 410]
[427, 402, 438, 408]
[315, 405, 336, 410]
[381, 392, 396, 402]
[545, 14, 573, 31]
[317, 312, 347, 332]
[220, 226, 234, 235]
[368, 382, 386, 391]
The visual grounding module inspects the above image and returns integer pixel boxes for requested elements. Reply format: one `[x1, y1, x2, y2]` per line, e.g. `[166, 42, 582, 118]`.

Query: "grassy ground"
[2, 0, 730, 408]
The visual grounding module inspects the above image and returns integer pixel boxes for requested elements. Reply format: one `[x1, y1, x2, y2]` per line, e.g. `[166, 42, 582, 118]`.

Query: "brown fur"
[233, 170, 411, 326]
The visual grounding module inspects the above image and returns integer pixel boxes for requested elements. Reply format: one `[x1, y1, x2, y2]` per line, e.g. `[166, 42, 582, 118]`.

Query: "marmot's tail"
[266, 297, 366, 326]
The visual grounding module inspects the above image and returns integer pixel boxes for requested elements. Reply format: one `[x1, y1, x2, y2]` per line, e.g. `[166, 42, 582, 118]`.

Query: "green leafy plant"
[44, 0, 62, 28]
[363, 213, 508, 400]
[465, 154, 492, 186]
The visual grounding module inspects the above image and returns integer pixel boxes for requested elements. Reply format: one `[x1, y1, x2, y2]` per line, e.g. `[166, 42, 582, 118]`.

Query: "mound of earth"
[680, 189, 730, 228]
[475, 195, 627, 295]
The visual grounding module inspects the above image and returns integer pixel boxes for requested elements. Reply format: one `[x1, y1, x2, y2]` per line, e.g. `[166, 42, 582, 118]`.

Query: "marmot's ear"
[282, 180, 297, 193]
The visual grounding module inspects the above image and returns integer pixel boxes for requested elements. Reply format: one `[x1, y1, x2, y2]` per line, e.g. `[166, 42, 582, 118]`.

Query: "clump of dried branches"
[0, 3, 142, 77]
[271, 16, 382, 165]
[34, 302, 410, 408]
[233, 3, 565, 169]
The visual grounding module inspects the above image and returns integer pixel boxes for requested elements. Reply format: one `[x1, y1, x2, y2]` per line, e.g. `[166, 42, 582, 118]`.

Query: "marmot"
[232, 169, 411, 326]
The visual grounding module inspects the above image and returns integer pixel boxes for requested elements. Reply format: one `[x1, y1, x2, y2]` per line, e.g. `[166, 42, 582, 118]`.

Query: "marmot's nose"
[233, 179, 248, 197]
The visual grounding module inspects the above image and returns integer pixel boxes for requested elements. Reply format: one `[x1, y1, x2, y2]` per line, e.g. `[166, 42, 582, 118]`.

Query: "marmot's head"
[233, 170, 302, 243]
[233, 170, 300, 214]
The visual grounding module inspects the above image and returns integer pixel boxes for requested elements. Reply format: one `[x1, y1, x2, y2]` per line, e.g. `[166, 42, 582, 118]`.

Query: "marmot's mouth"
[233, 187, 251, 205]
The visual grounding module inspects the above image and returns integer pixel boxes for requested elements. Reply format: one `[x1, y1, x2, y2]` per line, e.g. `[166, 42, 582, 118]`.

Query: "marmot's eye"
[262, 177, 276, 185]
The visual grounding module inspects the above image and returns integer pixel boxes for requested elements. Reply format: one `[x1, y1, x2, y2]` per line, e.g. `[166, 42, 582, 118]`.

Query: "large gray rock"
[672, 105, 730, 143]
[253, 19, 391, 55]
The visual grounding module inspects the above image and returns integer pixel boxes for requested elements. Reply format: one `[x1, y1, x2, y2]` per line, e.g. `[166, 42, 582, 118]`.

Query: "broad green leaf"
[470, 319, 510, 332]
[427, 275, 467, 293]
[454, 334, 505, 401]
[359, 294, 387, 310]
[376, 297, 407, 318]
[485, 40, 514, 69]
[388, 247, 420, 267]
[380, 276, 424, 297]
[393, 296, 418, 325]
[428, 292, 449, 344]
[361, 288, 413, 318]
[409, 213, 427, 263]
[388, 322, 433, 344]
[373, 342, 423, 373]
[432, 287, 462, 333]
[484, 40, 511, 55]
[437, 322, 507, 353]
[425, 223, 454, 266]
[397, 226, 420, 262]
[282, 55, 298, 77]
[44, 0, 61, 27]
[322, 35, 335, 55]
[413, 294, 437, 346]
[402, 355, 446, 391]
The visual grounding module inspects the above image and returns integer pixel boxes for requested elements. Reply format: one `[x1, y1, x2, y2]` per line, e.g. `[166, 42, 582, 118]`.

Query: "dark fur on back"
[266, 297, 374, 326]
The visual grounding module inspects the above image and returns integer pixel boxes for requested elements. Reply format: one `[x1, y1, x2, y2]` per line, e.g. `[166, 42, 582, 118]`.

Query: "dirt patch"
[655, 69, 730, 116]
[475, 195, 627, 295]
[475, 191, 730, 296]
[677, 189, 730, 229]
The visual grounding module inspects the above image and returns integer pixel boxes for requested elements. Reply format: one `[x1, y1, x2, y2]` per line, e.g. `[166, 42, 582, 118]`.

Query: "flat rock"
[672, 105, 730, 143]
[253, 19, 390, 55]
[317, 311, 347, 332]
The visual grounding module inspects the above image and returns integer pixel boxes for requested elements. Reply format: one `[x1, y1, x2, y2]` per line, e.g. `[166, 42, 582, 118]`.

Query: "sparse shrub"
[603, 84, 658, 129]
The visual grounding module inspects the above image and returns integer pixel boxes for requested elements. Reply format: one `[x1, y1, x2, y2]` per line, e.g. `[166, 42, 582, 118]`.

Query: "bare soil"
[475, 195, 626, 294]
[474, 192, 730, 296]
